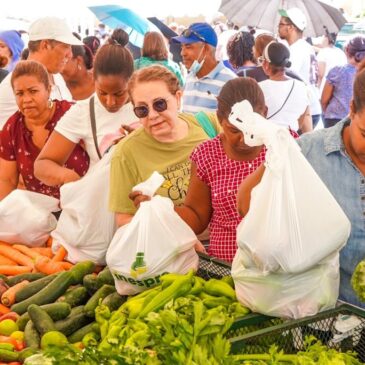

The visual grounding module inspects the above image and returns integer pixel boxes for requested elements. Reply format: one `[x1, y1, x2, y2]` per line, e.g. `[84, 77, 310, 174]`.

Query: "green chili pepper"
[138, 270, 194, 318]
[189, 276, 205, 295]
[204, 278, 236, 300]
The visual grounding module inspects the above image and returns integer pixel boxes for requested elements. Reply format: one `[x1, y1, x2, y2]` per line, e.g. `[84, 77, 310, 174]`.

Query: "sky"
[2, 0, 223, 20]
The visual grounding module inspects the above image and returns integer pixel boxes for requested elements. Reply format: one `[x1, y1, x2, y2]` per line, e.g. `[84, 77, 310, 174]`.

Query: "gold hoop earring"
[48, 99, 54, 109]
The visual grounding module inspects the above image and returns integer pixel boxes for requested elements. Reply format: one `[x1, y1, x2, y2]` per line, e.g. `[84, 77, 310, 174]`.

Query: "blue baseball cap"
[172, 22, 218, 47]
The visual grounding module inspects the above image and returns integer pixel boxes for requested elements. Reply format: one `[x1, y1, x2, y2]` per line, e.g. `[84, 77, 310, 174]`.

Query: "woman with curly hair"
[226, 30, 256, 76]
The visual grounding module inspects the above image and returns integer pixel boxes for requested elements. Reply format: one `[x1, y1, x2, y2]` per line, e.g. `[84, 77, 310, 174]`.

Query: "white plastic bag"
[51, 150, 116, 265]
[0, 190, 59, 247]
[106, 172, 199, 295]
[232, 249, 339, 319]
[229, 100, 351, 273]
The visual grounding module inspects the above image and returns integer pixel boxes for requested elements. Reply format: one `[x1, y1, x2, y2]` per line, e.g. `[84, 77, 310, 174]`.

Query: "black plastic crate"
[197, 252, 231, 280]
[229, 303, 365, 361]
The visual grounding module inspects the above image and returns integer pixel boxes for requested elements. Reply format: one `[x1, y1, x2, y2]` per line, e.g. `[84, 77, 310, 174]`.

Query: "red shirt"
[191, 129, 299, 263]
[0, 100, 89, 199]
[191, 135, 266, 263]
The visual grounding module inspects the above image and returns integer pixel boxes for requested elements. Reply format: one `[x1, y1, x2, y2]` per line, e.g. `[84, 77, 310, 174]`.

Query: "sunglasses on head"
[181, 29, 206, 42]
[133, 98, 169, 118]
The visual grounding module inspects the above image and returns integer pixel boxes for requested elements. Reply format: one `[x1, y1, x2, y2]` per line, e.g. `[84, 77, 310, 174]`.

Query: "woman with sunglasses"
[127, 77, 290, 262]
[109, 65, 220, 228]
[34, 29, 138, 186]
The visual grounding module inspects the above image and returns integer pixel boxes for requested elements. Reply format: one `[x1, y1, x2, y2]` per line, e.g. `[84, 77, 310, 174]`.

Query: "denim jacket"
[298, 118, 365, 307]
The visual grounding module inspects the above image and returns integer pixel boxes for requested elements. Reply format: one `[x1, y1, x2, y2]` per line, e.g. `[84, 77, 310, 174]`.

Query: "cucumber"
[0, 275, 8, 285]
[27, 304, 56, 336]
[57, 286, 89, 307]
[15, 274, 58, 303]
[102, 292, 126, 312]
[18, 347, 39, 362]
[12, 271, 74, 314]
[17, 302, 71, 331]
[97, 267, 114, 286]
[84, 284, 116, 317]
[83, 274, 100, 294]
[0, 349, 19, 362]
[54, 306, 93, 336]
[70, 261, 96, 284]
[67, 322, 97, 343]
[24, 320, 40, 349]
[7, 273, 46, 287]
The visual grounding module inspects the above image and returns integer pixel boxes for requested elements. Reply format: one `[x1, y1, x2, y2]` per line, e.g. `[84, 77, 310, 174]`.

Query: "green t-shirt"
[109, 112, 220, 214]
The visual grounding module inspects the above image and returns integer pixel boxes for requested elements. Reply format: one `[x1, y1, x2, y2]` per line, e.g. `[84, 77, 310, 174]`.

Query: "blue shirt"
[182, 61, 236, 114]
[298, 118, 365, 307]
[325, 64, 356, 120]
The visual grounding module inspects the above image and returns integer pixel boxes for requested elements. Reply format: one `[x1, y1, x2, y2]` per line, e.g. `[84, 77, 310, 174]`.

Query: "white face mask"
[189, 46, 205, 76]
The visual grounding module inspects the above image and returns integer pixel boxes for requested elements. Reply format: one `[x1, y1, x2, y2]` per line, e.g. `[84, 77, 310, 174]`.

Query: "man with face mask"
[172, 22, 236, 114]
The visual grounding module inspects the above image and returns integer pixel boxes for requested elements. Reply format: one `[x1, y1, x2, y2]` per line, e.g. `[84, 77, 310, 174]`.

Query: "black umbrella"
[147, 17, 177, 39]
[147, 16, 182, 63]
[219, 0, 346, 37]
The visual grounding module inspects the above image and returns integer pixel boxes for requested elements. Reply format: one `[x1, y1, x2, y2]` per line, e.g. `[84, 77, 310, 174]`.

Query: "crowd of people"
[0, 8, 364, 308]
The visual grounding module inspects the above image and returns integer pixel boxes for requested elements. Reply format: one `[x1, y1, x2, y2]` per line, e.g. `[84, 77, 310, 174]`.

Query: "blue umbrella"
[88, 5, 159, 48]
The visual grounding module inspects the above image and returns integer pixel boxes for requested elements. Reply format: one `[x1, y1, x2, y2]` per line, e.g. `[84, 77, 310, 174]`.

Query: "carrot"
[0, 336, 24, 351]
[0, 312, 19, 322]
[0, 255, 17, 266]
[59, 262, 73, 270]
[31, 247, 53, 258]
[0, 241, 11, 246]
[46, 236, 53, 247]
[1, 280, 29, 307]
[0, 246, 34, 267]
[0, 304, 11, 315]
[34, 257, 65, 275]
[12, 244, 41, 260]
[51, 246, 67, 262]
[0, 266, 32, 276]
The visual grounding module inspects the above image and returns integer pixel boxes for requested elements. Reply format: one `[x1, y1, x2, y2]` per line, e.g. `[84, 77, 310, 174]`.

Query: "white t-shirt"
[316, 46, 347, 92]
[0, 72, 72, 130]
[55, 94, 137, 166]
[259, 79, 309, 131]
[289, 39, 321, 115]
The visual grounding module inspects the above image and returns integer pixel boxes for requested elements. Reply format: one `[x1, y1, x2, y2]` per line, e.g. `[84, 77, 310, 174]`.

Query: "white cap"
[28, 17, 83, 45]
[278, 8, 307, 32]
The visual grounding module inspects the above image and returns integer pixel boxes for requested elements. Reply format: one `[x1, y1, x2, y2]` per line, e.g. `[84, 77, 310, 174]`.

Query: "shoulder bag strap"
[195, 111, 218, 139]
[267, 80, 295, 120]
[89, 96, 102, 160]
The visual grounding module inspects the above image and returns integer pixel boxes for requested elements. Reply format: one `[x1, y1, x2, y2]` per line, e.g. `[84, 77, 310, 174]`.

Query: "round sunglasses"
[133, 98, 169, 118]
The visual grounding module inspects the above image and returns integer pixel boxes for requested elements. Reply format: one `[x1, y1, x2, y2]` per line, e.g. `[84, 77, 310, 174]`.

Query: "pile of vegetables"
[23, 336, 364, 365]
[19, 270, 249, 364]
[351, 260, 365, 302]
[0, 249, 362, 364]
[0, 241, 71, 278]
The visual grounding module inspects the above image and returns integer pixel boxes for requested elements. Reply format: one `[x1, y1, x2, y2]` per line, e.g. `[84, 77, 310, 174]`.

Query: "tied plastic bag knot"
[132, 171, 165, 198]
[228, 99, 298, 174]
